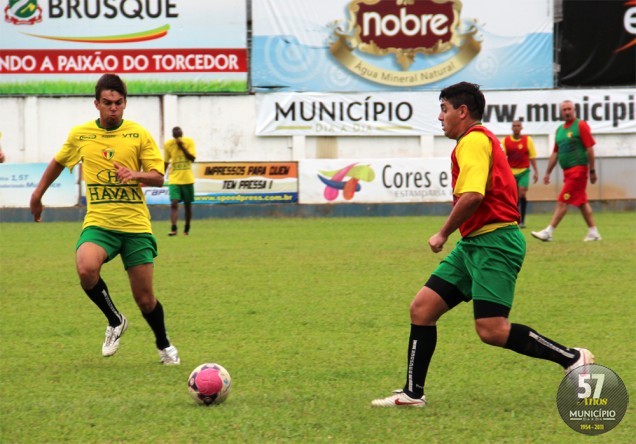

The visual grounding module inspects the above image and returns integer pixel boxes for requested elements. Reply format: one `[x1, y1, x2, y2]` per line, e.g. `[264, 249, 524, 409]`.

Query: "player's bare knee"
[77, 266, 100, 289]
[136, 295, 157, 313]
[475, 324, 507, 346]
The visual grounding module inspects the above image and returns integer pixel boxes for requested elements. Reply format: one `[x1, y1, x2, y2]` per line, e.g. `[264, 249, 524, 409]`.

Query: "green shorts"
[169, 184, 195, 203]
[514, 169, 531, 189]
[76, 226, 158, 269]
[431, 226, 526, 308]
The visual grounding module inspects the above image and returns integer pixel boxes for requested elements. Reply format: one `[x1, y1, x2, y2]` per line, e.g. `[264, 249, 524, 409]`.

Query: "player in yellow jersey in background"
[30, 74, 180, 365]
[501, 120, 538, 228]
[164, 126, 197, 236]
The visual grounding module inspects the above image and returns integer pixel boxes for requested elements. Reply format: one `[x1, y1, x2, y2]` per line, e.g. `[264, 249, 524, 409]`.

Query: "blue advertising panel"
[252, 0, 554, 92]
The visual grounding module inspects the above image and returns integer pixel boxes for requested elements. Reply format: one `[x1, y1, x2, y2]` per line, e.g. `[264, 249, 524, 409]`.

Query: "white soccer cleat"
[158, 345, 181, 365]
[371, 389, 427, 407]
[583, 233, 602, 242]
[102, 315, 128, 357]
[564, 348, 595, 375]
[531, 229, 553, 242]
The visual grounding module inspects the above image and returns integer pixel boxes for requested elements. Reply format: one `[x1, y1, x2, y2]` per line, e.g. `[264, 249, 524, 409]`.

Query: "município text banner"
[252, 0, 553, 92]
[298, 158, 453, 204]
[256, 89, 636, 136]
[0, 1, 247, 95]
[144, 162, 299, 205]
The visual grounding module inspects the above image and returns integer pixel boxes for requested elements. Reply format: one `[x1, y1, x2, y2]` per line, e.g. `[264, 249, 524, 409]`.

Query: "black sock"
[142, 300, 170, 350]
[171, 224, 177, 232]
[504, 323, 578, 367]
[403, 325, 436, 398]
[519, 197, 527, 223]
[184, 224, 190, 234]
[84, 278, 122, 327]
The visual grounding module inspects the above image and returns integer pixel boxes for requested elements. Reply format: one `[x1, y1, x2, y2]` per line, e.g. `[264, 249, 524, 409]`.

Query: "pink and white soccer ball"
[187, 363, 232, 406]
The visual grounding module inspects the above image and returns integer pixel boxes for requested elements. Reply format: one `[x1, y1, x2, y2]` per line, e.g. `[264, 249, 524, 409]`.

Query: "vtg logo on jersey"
[4, 0, 42, 25]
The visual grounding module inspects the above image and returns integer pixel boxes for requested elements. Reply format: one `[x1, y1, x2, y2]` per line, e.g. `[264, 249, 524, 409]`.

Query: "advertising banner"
[252, 0, 553, 92]
[0, 1, 247, 94]
[298, 158, 452, 204]
[559, 0, 636, 87]
[144, 162, 299, 205]
[0, 162, 78, 207]
[257, 89, 636, 136]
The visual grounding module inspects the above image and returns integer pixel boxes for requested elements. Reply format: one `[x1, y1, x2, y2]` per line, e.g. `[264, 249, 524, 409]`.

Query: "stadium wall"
[1, 94, 635, 164]
[0, 93, 634, 223]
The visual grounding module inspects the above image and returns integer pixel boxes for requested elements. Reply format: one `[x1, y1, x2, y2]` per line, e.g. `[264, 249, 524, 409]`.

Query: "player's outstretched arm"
[30, 159, 65, 222]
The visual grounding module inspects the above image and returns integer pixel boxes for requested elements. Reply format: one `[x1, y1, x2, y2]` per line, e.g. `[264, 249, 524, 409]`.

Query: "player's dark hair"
[439, 82, 485, 120]
[95, 74, 127, 100]
[172, 126, 183, 138]
[172, 126, 185, 149]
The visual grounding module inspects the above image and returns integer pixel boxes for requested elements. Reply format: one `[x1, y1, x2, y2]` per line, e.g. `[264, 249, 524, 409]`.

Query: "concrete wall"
[1, 94, 635, 201]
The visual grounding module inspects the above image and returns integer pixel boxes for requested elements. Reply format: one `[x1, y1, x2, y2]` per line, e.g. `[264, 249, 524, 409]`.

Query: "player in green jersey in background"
[532, 100, 601, 242]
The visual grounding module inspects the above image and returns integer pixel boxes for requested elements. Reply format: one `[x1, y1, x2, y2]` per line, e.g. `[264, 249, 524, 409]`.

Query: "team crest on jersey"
[4, 0, 43, 25]
[102, 148, 115, 160]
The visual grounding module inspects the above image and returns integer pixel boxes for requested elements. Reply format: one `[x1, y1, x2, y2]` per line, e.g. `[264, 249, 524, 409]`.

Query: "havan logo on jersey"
[87, 184, 143, 204]
[89, 168, 144, 204]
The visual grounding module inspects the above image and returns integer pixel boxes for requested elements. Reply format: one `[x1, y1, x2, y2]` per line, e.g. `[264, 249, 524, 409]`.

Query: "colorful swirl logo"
[317, 163, 375, 201]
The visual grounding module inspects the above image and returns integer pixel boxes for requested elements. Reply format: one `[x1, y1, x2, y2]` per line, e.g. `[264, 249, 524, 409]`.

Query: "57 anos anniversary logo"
[329, 0, 480, 87]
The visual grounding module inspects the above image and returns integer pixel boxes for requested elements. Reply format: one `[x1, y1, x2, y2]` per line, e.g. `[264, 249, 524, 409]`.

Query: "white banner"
[253, 0, 554, 91]
[257, 89, 636, 136]
[0, 163, 78, 208]
[0, 1, 247, 94]
[298, 158, 452, 204]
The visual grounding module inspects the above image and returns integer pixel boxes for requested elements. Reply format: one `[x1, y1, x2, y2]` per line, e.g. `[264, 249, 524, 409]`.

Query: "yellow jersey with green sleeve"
[164, 137, 196, 184]
[54, 119, 164, 233]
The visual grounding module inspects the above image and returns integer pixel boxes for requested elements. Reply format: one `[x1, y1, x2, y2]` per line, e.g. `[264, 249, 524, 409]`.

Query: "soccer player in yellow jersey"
[29, 74, 180, 365]
[164, 126, 196, 236]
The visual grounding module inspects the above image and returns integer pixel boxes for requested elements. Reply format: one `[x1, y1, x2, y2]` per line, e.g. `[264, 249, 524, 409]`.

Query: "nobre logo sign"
[356, 0, 458, 63]
[329, 0, 479, 86]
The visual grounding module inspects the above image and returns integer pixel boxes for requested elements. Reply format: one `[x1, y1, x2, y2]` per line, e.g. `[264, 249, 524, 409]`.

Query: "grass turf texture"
[0, 80, 247, 95]
[1, 213, 634, 443]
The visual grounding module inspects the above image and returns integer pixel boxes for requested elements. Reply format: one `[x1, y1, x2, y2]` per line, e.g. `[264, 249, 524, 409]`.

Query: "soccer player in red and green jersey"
[532, 100, 601, 242]
[372, 82, 594, 408]
[30, 74, 180, 365]
[502, 120, 539, 228]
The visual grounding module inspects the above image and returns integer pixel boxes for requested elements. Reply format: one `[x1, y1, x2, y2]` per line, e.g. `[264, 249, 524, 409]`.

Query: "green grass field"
[0, 80, 247, 95]
[1, 212, 634, 443]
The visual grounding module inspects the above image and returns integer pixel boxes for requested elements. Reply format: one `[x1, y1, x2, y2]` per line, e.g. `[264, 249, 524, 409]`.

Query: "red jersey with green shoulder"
[451, 125, 520, 237]
[503, 135, 531, 168]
